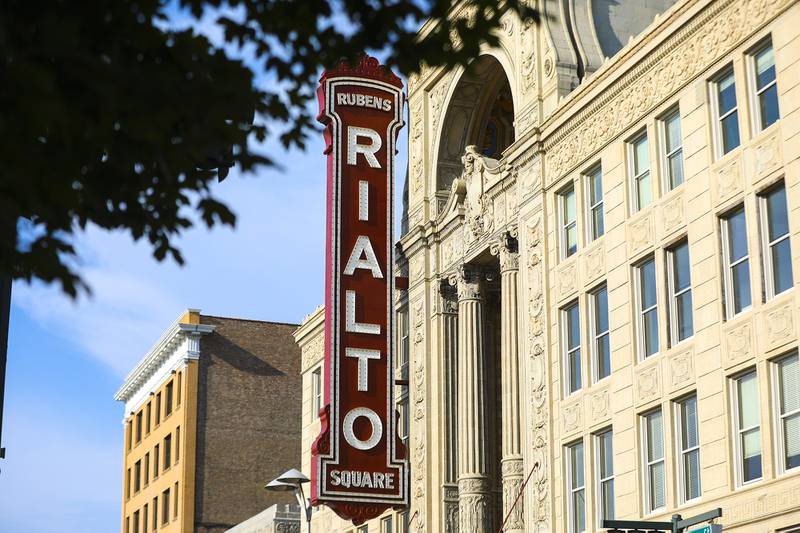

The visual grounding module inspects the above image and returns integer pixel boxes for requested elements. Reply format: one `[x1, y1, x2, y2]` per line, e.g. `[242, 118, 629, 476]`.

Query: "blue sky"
[0, 11, 410, 529]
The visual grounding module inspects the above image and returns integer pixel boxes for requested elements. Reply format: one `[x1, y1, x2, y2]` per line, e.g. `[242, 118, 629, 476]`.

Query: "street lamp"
[265, 468, 312, 533]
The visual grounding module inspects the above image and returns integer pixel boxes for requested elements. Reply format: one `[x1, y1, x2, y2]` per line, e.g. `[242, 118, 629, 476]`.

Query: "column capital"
[490, 230, 519, 272]
[448, 265, 485, 301]
[438, 279, 459, 314]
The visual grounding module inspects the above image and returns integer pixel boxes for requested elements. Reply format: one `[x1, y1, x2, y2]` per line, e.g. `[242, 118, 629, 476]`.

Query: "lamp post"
[265, 468, 312, 533]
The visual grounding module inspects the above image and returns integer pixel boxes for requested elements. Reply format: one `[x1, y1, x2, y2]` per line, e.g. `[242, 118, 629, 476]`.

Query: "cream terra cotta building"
[298, 0, 800, 531]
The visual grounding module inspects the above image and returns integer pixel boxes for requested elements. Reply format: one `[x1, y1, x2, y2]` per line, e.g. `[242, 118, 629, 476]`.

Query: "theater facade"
[299, 0, 800, 531]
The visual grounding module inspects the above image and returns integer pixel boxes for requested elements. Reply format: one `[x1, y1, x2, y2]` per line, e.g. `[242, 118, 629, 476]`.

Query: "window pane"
[592, 206, 605, 239]
[760, 84, 780, 129]
[570, 350, 582, 393]
[568, 306, 580, 349]
[598, 335, 611, 380]
[779, 355, 800, 414]
[567, 225, 578, 256]
[599, 432, 614, 478]
[738, 372, 760, 428]
[634, 136, 649, 174]
[677, 292, 694, 342]
[672, 242, 691, 291]
[650, 461, 665, 509]
[595, 288, 609, 332]
[590, 169, 603, 205]
[742, 429, 762, 481]
[565, 189, 576, 222]
[682, 397, 699, 449]
[755, 45, 776, 90]
[573, 490, 586, 532]
[571, 443, 584, 487]
[785, 414, 800, 469]
[772, 239, 794, 294]
[647, 411, 664, 460]
[766, 186, 789, 241]
[727, 209, 748, 261]
[669, 151, 684, 189]
[637, 171, 652, 209]
[732, 262, 752, 313]
[644, 310, 659, 356]
[684, 448, 701, 501]
[665, 112, 682, 153]
[640, 260, 657, 308]
[602, 479, 615, 520]
[718, 71, 737, 114]
[721, 112, 741, 154]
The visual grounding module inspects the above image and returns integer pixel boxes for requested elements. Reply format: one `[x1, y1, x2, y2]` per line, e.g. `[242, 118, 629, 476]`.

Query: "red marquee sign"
[311, 55, 408, 524]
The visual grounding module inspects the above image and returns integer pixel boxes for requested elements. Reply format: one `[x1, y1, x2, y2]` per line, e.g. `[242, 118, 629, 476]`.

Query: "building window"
[398, 397, 409, 445]
[144, 453, 150, 486]
[642, 409, 666, 513]
[133, 510, 140, 533]
[667, 240, 693, 345]
[155, 392, 161, 425]
[750, 40, 780, 132]
[676, 395, 701, 502]
[659, 108, 684, 191]
[136, 411, 143, 444]
[629, 131, 651, 212]
[175, 427, 180, 463]
[177, 371, 182, 406]
[397, 511, 409, 532]
[165, 380, 174, 417]
[381, 515, 393, 533]
[733, 370, 762, 485]
[711, 66, 740, 157]
[312, 366, 323, 419]
[774, 352, 800, 473]
[562, 302, 582, 395]
[635, 257, 659, 359]
[127, 420, 133, 451]
[721, 207, 752, 318]
[590, 285, 610, 382]
[585, 165, 604, 241]
[154, 444, 160, 478]
[126, 468, 131, 499]
[152, 497, 158, 531]
[595, 430, 614, 525]
[143, 504, 148, 533]
[125, 516, 130, 533]
[134, 459, 142, 493]
[559, 184, 578, 258]
[398, 308, 409, 376]
[164, 434, 172, 470]
[174, 482, 179, 518]
[146, 402, 152, 434]
[759, 183, 793, 299]
[357, 526, 368, 533]
[566, 440, 586, 533]
[162, 489, 170, 525]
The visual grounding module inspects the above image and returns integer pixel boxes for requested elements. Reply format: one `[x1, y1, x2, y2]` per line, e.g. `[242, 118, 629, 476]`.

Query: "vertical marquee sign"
[311, 55, 408, 523]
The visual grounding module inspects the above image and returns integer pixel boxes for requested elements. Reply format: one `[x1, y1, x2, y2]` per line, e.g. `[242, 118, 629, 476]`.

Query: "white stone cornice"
[113, 311, 215, 414]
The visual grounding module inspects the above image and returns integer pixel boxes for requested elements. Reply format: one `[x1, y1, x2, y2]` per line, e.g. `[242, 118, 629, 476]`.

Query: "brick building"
[115, 309, 301, 533]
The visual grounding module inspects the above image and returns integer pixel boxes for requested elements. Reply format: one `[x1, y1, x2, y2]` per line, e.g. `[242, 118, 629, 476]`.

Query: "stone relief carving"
[514, 155, 541, 202]
[544, 0, 794, 181]
[462, 146, 501, 238]
[410, 99, 425, 195]
[562, 400, 583, 434]
[583, 243, 605, 284]
[410, 299, 426, 531]
[557, 260, 578, 301]
[752, 132, 781, 177]
[727, 482, 800, 525]
[715, 157, 743, 203]
[301, 335, 324, 371]
[669, 349, 695, 390]
[430, 71, 456, 139]
[661, 192, 685, 237]
[765, 302, 795, 348]
[627, 212, 654, 257]
[725, 320, 753, 366]
[588, 388, 610, 422]
[636, 363, 661, 405]
[520, 18, 536, 94]
[524, 216, 550, 532]
[501, 459, 525, 530]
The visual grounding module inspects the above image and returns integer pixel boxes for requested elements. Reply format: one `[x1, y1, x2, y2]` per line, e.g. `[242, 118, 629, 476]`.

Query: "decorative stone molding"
[627, 211, 654, 258]
[514, 155, 542, 203]
[410, 99, 425, 195]
[301, 335, 324, 371]
[449, 264, 486, 301]
[668, 348, 695, 391]
[751, 131, 782, 179]
[544, 0, 795, 181]
[429, 71, 456, 139]
[410, 297, 426, 532]
[724, 319, 754, 368]
[713, 156, 743, 205]
[524, 216, 550, 531]
[557, 260, 578, 301]
[562, 399, 583, 435]
[443, 484, 459, 533]
[635, 362, 661, 406]
[490, 230, 520, 272]
[763, 301, 795, 351]
[457, 477, 492, 533]
[587, 387, 611, 424]
[660, 192, 686, 238]
[727, 482, 800, 525]
[583, 242, 605, 284]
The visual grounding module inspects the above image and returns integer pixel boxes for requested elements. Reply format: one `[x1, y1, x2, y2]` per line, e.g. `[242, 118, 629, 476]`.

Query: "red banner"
[311, 55, 408, 524]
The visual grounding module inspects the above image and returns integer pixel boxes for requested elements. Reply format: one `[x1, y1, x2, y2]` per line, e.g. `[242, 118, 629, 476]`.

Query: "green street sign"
[688, 526, 722, 533]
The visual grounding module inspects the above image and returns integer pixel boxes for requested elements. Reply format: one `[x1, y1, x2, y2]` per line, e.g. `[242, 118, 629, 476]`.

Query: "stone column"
[439, 282, 460, 532]
[450, 266, 492, 533]
[492, 233, 524, 532]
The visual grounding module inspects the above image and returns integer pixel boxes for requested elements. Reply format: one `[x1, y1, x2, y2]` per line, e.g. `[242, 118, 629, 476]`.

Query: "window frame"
[658, 106, 684, 192]
[731, 368, 763, 487]
[709, 65, 741, 159]
[627, 130, 652, 213]
[562, 301, 582, 397]
[748, 38, 780, 134]
[674, 394, 702, 504]
[558, 183, 578, 260]
[594, 429, 614, 527]
[666, 239, 693, 346]
[758, 182, 793, 300]
[380, 516, 393, 533]
[772, 351, 800, 475]
[721, 206, 753, 319]
[312, 366, 323, 419]
[589, 284, 611, 383]
[566, 439, 586, 533]
[641, 408, 666, 514]
[584, 164, 604, 242]
[634, 256, 659, 360]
